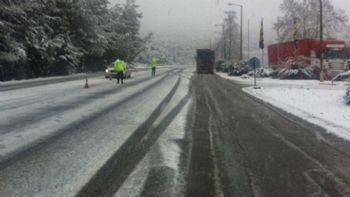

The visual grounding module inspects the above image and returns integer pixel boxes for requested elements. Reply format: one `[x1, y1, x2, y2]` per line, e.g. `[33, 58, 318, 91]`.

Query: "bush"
[277, 67, 316, 80]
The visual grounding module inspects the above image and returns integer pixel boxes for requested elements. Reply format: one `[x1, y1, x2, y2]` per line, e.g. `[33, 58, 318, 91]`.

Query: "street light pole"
[228, 2, 243, 61]
[319, 0, 324, 81]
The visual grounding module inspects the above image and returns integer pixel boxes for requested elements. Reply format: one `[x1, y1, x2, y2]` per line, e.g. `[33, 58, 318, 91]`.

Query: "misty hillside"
[136, 33, 196, 65]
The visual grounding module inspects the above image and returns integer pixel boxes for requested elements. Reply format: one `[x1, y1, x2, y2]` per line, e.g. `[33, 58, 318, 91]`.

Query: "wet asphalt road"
[185, 74, 350, 197]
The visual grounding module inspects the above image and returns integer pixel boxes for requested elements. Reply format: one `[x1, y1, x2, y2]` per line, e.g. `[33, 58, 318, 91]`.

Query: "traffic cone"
[84, 78, 89, 89]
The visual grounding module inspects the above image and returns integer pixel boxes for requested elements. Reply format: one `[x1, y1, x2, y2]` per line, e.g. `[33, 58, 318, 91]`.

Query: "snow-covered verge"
[243, 86, 350, 141]
[217, 72, 350, 88]
[217, 72, 350, 141]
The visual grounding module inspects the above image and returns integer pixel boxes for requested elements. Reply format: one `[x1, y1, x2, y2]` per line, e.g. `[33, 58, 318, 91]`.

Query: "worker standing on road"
[122, 60, 127, 71]
[114, 59, 125, 84]
[151, 57, 157, 77]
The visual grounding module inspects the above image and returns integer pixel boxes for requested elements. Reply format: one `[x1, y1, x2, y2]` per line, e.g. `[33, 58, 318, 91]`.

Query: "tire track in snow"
[0, 69, 178, 168]
[77, 73, 191, 197]
[0, 69, 173, 135]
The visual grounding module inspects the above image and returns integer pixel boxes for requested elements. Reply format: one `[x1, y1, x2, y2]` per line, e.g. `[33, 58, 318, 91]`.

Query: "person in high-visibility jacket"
[122, 60, 127, 72]
[151, 57, 157, 77]
[114, 59, 125, 84]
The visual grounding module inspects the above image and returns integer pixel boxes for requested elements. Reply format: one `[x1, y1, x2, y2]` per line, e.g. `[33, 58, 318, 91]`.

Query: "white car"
[105, 63, 132, 80]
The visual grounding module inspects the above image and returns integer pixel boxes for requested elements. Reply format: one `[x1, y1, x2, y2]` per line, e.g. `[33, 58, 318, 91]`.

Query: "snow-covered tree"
[274, 0, 348, 42]
[225, 11, 239, 60]
[214, 11, 239, 61]
[0, 0, 146, 80]
[102, 0, 149, 63]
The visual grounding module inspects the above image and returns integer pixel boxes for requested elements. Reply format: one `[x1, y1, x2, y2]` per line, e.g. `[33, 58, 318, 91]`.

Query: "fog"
[111, 0, 350, 58]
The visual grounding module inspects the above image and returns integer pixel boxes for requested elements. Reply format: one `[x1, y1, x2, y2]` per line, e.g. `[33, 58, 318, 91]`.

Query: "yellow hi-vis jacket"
[151, 57, 157, 68]
[114, 59, 125, 72]
[122, 61, 127, 70]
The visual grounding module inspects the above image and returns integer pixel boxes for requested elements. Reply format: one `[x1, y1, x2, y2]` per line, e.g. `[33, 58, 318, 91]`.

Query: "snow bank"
[243, 86, 350, 141]
[217, 72, 350, 88]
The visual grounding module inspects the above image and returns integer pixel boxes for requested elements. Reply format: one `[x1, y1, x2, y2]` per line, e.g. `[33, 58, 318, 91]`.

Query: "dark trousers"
[152, 67, 156, 76]
[117, 71, 124, 84]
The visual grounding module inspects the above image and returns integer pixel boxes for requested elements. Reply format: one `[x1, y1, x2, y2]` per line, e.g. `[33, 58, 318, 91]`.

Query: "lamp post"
[319, 0, 324, 81]
[228, 2, 243, 61]
[215, 24, 226, 60]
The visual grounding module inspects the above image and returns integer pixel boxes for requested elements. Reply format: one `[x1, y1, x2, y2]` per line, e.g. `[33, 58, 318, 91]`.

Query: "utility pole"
[228, 2, 243, 61]
[319, 0, 324, 81]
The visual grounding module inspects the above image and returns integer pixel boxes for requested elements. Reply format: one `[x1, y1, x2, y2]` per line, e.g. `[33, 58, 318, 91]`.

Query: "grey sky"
[110, 0, 350, 51]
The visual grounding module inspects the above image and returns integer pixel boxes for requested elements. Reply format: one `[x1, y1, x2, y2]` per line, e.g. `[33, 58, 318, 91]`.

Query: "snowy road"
[2, 70, 350, 197]
[0, 66, 193, 197]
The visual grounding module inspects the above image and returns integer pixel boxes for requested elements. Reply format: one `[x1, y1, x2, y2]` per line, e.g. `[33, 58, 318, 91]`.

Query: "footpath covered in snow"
[217, 72, 350, 141]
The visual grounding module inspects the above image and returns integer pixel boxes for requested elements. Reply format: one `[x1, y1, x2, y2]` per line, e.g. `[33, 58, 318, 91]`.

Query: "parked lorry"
[196, 49, 215, 74]
[268, 39, 348, 79]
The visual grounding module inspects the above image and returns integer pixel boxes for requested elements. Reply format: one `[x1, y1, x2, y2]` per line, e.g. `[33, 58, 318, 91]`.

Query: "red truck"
[268, 39, 348, 78]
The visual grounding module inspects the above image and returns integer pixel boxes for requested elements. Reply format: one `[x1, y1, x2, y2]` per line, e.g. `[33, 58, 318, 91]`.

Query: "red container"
[268, 39, 347, 69]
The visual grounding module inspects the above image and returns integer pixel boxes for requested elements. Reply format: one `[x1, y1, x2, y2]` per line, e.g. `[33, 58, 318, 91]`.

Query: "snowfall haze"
[111, 0, 350, 51]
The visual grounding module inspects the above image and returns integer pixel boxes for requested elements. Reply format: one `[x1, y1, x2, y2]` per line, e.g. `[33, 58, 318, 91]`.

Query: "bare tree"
[216, 11, 239, 60]
[274, 0, 348, 42]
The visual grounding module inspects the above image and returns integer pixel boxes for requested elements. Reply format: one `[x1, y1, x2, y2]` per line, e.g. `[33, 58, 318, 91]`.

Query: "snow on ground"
[114, 68, 193, 197]
[217, 72, 350, 141]
[217, 72, 350, 88]
[0, 69, 170, 162]
[0, 68, 179, 196]
[0, 73, 88, 86]
[114, 101, 191, 197]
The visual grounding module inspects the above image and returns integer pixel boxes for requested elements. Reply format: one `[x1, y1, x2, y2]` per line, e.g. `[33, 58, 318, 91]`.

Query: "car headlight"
[105, 69, 109, 73]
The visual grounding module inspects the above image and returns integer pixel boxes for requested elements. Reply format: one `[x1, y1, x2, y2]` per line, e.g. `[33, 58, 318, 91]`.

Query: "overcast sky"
[110, 0, 350, 51]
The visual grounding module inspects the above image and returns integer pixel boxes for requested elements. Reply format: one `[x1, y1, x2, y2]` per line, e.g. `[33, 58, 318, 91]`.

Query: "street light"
[228, 2, 243, 61]
[319, 0, 324, 81]
[215, 24, 226, 60]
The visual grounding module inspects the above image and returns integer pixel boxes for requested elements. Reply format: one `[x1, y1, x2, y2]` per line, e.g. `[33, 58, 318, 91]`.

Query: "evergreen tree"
[0, 0, 147, 81]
